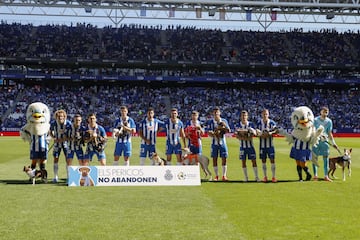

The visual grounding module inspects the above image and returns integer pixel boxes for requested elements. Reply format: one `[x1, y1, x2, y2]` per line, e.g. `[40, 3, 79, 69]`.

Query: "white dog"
[23, 166, 48, 185]
[150, 152, 166, 166]
[181, 148, 212, 180]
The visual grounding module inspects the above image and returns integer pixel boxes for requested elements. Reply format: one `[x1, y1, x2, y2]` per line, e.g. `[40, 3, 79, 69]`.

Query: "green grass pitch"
[0, 136, 359, 240]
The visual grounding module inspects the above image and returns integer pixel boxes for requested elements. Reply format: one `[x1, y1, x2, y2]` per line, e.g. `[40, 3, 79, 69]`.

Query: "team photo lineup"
[19, 95, 347, 184]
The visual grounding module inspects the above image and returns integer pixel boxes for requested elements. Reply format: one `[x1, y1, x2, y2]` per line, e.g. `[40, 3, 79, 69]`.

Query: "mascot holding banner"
[20, 102, 51, 182]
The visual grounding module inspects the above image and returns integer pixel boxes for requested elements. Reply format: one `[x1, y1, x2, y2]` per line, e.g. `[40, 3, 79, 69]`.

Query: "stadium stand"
[1, 83, 359, 133]
[0, 23, 359, 133]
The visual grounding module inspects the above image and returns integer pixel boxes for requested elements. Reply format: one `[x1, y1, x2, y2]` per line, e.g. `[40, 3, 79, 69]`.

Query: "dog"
[23, 166, 48, 185]
[328, 148, 352, 181]
[181, 148, 212, 180]
[112, 121, 129, 139]
[150, 152, 166, 166]
[210, 121, 227, 139]
[83, 130, 107, 152]
[235, 127, 257, 141]
[78, 166, 95, 186]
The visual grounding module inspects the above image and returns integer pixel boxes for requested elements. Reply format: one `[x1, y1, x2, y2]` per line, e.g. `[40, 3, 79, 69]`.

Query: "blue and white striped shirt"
[50, 119, 72, 148]
[237, 121, 255, 149]
[113, 116, 136, 143]
[293, 138, 310, 150]
[139, 118, 163, 145]
[67, 124, 86, 151]
[257, 119, 276, 149]
[164, 118, 184, 145]
[30, 133, 49, 153]
[208, 118, 229, 146]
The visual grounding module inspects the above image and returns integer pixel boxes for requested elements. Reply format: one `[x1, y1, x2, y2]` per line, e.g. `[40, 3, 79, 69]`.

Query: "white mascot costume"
[20, 102, 51, 181]
[278, 106, 323, 181]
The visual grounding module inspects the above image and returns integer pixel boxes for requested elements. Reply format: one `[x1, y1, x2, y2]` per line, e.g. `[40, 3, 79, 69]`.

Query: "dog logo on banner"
[68, 166, 98, 186]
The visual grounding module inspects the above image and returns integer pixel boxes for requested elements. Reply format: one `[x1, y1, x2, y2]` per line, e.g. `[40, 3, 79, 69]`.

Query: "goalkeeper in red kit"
[184, 111, 204, 155]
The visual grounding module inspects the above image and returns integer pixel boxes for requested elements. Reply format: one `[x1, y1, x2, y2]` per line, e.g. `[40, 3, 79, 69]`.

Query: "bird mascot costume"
[278, 106, 323, 181]
[20, 102, 51, 178]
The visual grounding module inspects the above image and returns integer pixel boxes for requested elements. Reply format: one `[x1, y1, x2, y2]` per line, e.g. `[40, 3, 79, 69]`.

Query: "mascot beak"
[32, 112, 43, 120]
[298, 119, 309, 126]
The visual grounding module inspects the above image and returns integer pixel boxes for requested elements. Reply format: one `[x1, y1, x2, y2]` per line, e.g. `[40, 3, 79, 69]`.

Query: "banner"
[68, 165, 201, 186]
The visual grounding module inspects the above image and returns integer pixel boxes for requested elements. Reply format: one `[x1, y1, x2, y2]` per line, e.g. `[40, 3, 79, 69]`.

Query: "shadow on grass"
[0, 179, 32, 185]
[0, 178, 68, 186]
[201, 179, 303, 183]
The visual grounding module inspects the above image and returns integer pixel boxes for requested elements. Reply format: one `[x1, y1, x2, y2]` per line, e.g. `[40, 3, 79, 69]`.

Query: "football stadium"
[0, 0, 359, 239]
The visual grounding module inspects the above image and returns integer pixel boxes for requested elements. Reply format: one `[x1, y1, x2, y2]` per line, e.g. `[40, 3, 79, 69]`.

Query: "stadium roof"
[0, 0, 359, 30]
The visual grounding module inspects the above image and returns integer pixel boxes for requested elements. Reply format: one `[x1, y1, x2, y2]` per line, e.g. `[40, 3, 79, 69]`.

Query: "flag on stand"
[140, 6, 146, 17]
[195, 8, 202, 18]
[246, 10, 252, 21]
[270, 11, 277, 21]
[219, 8, 225, 20]
[169, 7, 175, 18]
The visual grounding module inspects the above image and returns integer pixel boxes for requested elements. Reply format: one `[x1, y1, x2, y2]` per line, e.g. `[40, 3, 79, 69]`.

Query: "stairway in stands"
[163, 94, 172, 115]
[1, 89, 25, 128]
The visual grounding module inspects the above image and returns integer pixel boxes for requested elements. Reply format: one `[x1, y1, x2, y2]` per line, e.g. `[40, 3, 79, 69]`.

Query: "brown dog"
[328, 148, 352, 181]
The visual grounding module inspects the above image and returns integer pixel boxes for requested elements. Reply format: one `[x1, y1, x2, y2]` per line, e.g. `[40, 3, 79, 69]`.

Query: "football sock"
[303, 166, 312, 180]
[222, 165, 227, 177]
[323, 157, 329, 177]
[262, 163, 267, 177]
[113, 160, 119, 166]
[297, 165, 302, 180]
[312, 164, 318, 177]
[54, 163, 59, 178]
[124, 160, 130, 166]
[242, 167, 248, 180]
[214, 166, 218, 176]
[31, 163, 36, 169]
[140, 157, 146, 165]
[271, 163, 276, 178]
[312, 155, 318, 176]
[40, 163, 45, 170]
[253, 167, 259, 179]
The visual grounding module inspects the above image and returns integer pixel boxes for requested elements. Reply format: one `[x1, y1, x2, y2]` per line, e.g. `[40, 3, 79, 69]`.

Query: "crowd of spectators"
[0, 23, 359, 133]
[0, 22, 359, 65]
[2, 83, 359, 133]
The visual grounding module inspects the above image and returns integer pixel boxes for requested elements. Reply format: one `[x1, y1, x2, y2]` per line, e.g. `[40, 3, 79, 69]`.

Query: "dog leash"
[47, 141, 55, 153]
[324, 140, 342, 155]
[334, 146, 342, 155]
